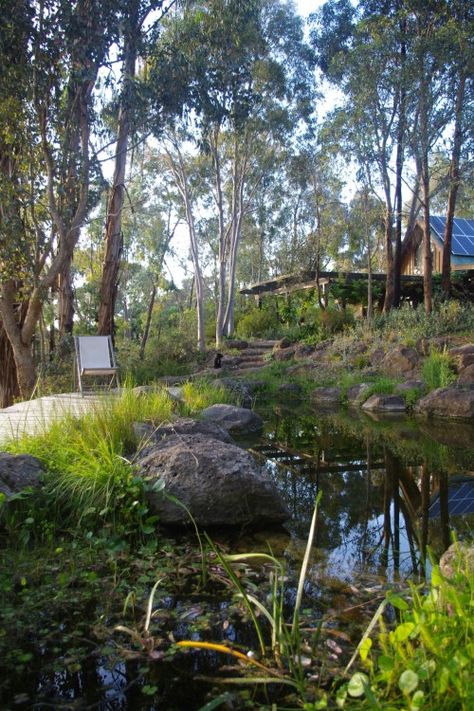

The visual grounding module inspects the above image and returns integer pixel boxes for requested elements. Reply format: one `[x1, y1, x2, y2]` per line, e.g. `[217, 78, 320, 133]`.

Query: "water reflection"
[252, 405, 474, 582]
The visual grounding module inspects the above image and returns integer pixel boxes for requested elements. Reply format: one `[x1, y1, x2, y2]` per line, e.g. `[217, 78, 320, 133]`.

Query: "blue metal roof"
[430, 216, 474, 258]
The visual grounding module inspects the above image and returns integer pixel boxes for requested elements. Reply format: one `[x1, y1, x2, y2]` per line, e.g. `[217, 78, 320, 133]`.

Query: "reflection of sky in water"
[325, 504, 414, 582]
[256, 407, 474, 583]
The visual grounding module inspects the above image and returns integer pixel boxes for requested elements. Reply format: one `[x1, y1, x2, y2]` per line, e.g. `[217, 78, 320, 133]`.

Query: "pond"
[1, 404, 473, 709]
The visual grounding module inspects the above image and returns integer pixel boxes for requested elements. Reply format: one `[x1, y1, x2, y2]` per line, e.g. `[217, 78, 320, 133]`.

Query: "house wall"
[401, 223, 474, 275]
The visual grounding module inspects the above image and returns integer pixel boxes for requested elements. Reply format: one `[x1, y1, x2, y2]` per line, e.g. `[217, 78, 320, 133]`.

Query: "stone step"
[240, 348, 270, 357]
[236, 354, 267, 364]
[249, 340, 278, 350]
[231, 360, 267, 370]
[232, 365, 268, 376]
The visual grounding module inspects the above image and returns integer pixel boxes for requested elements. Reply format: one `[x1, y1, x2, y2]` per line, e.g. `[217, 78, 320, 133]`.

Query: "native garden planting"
[1, 1, 473, 708]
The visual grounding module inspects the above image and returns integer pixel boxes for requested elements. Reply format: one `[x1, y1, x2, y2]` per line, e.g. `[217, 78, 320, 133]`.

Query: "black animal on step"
[214, 353, 223, 368]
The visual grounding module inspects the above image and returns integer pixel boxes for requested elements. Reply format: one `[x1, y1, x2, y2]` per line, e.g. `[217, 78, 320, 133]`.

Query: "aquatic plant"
[175, 493, 323, 697]
[338, 545, 474, 710]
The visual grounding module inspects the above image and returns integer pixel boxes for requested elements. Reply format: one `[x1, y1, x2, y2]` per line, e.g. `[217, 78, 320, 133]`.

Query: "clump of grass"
[363, 376, 398, 399]
[402, 385, 425, 409]
[180, 379, 235, 414]
[422, 349, 457, 391]
[370, 301, 474, 346]
[4, 387, 174, 534]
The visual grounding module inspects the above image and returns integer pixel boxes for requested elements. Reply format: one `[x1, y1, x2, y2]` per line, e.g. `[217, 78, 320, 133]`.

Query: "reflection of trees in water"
[261, 406, 474, 579]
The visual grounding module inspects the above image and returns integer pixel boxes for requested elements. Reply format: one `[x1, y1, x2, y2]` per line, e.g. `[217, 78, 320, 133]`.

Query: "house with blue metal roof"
[401, 216, 474, 275]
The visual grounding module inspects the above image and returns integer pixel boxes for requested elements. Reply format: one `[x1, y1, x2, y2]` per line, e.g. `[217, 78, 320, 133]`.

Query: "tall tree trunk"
[393, 13, 407, 308]
[0, 282, 38, 400]
[164, 140, 206, 352]
[139, 284, 156, 360]
[363, 190, 373, 322]
[58, 261, 75, 340]
[441, 72, 465, 296]
[97, 0, 138, 338]
[382, 212, 395, 313]
[0, 320, 21, 408]
[211, 128, 227, 349]
[420, 76, 432, 315]
[223, 147, 246, 337]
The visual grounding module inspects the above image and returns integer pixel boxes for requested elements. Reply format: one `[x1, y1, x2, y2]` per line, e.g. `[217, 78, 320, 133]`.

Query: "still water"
[252, 404, 474, 582]
[2, 404, 473, 709]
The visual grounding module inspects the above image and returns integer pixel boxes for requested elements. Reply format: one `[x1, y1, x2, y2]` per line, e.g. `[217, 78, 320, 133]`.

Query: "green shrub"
[318, 306, 355, 335]
[403, 385, 425, 409]
[373, 301, 474, 344]
[236, 307, 282, 339]
[422, 349, 457, 390]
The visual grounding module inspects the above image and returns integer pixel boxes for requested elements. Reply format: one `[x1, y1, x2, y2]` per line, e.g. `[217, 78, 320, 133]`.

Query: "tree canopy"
[0, 0, 473, 404]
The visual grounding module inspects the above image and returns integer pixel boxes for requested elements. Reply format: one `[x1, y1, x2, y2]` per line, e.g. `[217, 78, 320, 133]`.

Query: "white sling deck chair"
[74, 335, 119, 395]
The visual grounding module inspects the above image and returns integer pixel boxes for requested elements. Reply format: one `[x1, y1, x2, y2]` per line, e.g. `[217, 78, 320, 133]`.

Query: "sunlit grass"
[422, 349, 457, 391]
[4, 387, 174, 531]
[180, 379, 234, 414]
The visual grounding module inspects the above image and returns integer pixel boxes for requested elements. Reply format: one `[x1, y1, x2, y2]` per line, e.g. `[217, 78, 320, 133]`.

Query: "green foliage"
[318, 306, 355, 336]
[373, 302, 474, 345]
[236, 306, 283, 339]
[3, 388, 174, 537]
[118, 338, 192, 384]
[363, 376, 397, 399]
[339, 547, 474, 710]
[330, 278, 384, 308]
[422, 350, 457, 391]
[180, 379, 235, 415]
[403, 385, 425, 409]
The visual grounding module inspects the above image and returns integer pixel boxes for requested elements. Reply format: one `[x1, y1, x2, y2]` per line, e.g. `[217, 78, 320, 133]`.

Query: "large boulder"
[200, 404, 263, 435]
[449, 344, 474, 371]
[458, 364, 474, 385]
[277, 383, 304, 400]
[362, 394, 406, 413]
[310, 387, 341, 407]
[395, 379, 425, 394]
[135, 434, 288, 527]
[415, 386, 474, 419]
[0, 453, 44, 499]
[382, 346, 419, 376]
[133, 418, 233, 451]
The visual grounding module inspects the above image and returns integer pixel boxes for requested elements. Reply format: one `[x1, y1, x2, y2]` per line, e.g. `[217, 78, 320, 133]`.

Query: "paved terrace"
[0, 393, 110, 446]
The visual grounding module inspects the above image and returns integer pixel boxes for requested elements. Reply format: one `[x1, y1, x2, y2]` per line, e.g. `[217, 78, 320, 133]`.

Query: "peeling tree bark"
[97, 1, 139, 338]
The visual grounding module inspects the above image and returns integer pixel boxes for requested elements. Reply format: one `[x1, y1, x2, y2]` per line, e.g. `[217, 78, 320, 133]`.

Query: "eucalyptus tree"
[148, 0, 316, 347]
[438, 0, 474, 295]
[311, 0, 411, 312]
[0, 0, 116, 404]
[403, 1, 454, 314]
[97, 0, 173, 339]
